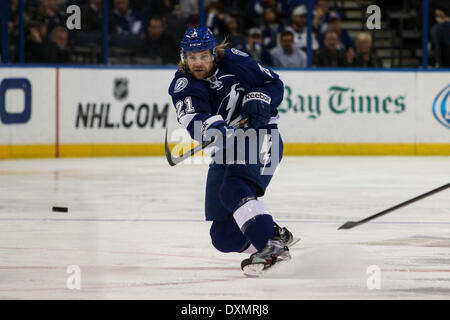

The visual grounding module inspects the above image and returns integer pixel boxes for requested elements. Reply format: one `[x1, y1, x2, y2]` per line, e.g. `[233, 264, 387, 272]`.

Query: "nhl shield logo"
[432, 84, 450, 129]
[114, 78, 128, 101]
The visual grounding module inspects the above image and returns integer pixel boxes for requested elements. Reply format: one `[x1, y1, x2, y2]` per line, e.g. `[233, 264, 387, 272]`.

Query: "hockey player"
[168, 26, 298, 276]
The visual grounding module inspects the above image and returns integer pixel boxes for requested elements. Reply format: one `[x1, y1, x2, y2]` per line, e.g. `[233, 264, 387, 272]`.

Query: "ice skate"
[241, 237, 291, 277]
[274, 223, 301, 248]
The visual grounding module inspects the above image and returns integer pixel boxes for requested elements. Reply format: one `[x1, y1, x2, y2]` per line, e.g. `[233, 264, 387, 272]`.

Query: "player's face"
[185, 50, 214, 80]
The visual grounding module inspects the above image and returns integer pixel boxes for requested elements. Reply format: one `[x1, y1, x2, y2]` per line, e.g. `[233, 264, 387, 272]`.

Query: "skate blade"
[242, 263, 265, 277]
[243, 258, 291, 278]
[288, 237, 301, 248]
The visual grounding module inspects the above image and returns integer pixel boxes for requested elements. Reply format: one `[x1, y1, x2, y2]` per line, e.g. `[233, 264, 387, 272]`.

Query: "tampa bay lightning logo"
[432, 84, 450, 129]
[174, 77, 188, 93]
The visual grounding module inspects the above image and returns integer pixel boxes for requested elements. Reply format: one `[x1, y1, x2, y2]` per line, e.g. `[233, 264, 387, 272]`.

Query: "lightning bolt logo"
[260, 134, 272, 173]
[222, 83, 240, 123]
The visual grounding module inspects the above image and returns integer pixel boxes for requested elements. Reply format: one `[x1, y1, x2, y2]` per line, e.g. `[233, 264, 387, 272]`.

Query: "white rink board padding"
[56, 68, 450, 156]
[0, 67, 449, 159]
[0, 68, 56, 158]
[416, 73, 450, 145]
[277, 71, 416, 143]
[58, 68, 179, 157]
[276, 70, 449, 155]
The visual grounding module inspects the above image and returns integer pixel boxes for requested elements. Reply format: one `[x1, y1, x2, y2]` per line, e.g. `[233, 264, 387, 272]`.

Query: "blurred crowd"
[3, 0, 450, 67]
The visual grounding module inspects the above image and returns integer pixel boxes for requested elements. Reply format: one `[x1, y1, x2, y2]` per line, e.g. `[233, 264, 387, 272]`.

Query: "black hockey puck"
[52, 206, 68, 213]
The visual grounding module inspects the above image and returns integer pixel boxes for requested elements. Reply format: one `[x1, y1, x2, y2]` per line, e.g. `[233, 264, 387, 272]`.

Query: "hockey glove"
[203, 119, 235, 150]
[242, 90, 272, 129]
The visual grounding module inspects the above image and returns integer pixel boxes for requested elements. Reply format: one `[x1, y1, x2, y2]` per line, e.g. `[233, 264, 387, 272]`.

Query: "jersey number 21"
[175, 96, 194, 121]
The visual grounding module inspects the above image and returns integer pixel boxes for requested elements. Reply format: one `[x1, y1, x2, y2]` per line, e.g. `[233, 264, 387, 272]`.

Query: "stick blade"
[164, 128, 177, 166]
[338, 221, 359, 230]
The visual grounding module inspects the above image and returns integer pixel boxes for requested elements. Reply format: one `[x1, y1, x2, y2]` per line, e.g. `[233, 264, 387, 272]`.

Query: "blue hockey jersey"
[168, 48, 284, 141]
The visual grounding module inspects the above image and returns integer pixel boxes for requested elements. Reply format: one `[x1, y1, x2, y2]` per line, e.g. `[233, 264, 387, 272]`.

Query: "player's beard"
[191, 70, 207, 79]
[190, 64, 215, 80]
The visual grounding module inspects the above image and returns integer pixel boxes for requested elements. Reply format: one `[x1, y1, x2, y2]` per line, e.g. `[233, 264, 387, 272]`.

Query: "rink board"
[0, 67, 449, 159]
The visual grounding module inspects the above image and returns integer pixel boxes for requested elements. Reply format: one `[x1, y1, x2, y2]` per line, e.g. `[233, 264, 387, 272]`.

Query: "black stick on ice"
[165, 118, 248, 166]
[338, 182, 450, 230]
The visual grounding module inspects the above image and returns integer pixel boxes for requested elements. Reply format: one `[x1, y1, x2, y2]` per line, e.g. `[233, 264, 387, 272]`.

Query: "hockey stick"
[164, 118, 248, 166]
[338, 182, 450, 230]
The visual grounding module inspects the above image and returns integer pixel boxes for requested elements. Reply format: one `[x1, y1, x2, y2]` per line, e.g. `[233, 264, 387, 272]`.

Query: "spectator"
[36, 0, 66, 33]
[27, 24, 70, 63]
[312, 0, 331, 34]
[261, 6, 284, 50]
[6, 0, 20, 61]
[24, 0, 40, 20]
[227, 16, 247, 51]
[285, 0, 307, 13]
[430, 7, 450, 67]
[47, 26, 70, 63]
[243, 27, 274, 66]
[165, 4, 188, 42]
[25, 19, 49, 62]
[9, 0, 20, 34]
[350, 32, 382, 68]
[314, 30, 349, 67]
[112, 0, 145, 36]
[179, 0, 214, 19]
[132, 0, 174, 21]
[138, 16, 179, 65]
[248, 0, 287, 19]
[80, 0, 114, 32]
[320, 12, 354, 50]
[186, 13, 200, 29]
[285, 5, 319, 52]
[270, 30, 307, 67]
[205, 1, 228, 42]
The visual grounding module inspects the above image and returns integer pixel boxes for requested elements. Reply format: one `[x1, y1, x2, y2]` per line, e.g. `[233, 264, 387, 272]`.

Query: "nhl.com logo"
[432, 84, 450, 129]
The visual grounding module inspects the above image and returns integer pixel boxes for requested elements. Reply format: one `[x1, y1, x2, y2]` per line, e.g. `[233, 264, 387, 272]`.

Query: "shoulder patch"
[174, 77, 188, 93]
[231, 48, 249, 57]
[258, 63, 273, 78]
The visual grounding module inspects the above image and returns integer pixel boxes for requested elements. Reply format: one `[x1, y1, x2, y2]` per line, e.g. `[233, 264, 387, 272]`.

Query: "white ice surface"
[0, 156, 449, 299]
